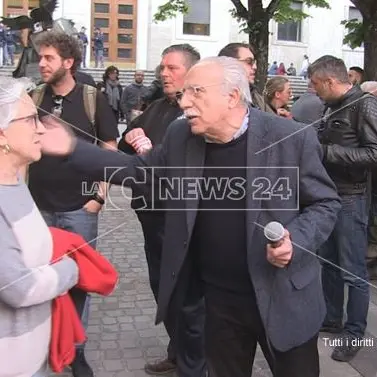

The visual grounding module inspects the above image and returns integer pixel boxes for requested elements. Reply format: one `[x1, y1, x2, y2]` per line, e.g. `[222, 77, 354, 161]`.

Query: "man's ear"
[63, 57, 74, 71]
[228, 88, 242, 109]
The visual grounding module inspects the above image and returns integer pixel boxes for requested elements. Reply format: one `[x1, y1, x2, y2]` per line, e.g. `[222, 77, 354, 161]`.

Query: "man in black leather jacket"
[308, 55, 377, 362]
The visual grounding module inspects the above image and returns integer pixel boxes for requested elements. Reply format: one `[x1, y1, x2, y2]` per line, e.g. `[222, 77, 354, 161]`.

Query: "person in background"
[0, 76, 79, 377]
[291, 82, 325, 127]
[360, 81, 377, 279]
[287, 63, 297, 76]
[348, 66, 364, 86]
[218, 42, 274, 113]
[268, 61, 278, 75]
[119, 43, 206, 377]
[97, 66, 123, 122]
[309, 55, 377, 362]
[141, 64, 164, 106]
[264, 76, 292, 118]
[78, 27, 88, 68]
[300, 54, 310, 79]
[120, 70, 147, 124]
[277, 62, 286, 75]
[93, 27, 104, 69]
[5, 26, 15, 65]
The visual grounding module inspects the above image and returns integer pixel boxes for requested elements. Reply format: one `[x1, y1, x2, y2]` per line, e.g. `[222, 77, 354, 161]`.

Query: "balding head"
[360, 81, 377, 97]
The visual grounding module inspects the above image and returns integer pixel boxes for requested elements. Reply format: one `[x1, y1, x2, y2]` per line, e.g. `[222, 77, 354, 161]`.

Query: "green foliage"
[274, 0, 330, 23]
[153, 0, 189, 23]
[341, 19, 365, 49]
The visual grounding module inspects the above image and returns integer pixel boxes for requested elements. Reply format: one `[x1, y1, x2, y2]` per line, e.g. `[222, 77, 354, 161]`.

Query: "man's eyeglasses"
[176, 83, 222, 102]
[239, 57, 256, 67]
[52, 95, 64, 118]
[9, 114, 39, 129]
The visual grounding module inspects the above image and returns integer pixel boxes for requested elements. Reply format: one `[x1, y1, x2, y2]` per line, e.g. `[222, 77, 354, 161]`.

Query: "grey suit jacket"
[68, 107, 341, 352]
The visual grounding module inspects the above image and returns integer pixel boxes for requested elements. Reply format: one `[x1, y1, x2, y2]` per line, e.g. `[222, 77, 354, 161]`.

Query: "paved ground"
[51, 186, 376, 377]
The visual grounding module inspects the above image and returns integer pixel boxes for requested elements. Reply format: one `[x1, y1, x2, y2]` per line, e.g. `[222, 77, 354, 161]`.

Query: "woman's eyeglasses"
[9, 114, 39, 129]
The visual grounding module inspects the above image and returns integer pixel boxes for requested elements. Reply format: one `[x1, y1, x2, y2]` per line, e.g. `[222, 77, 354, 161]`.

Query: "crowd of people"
[1, 29, 377, 377]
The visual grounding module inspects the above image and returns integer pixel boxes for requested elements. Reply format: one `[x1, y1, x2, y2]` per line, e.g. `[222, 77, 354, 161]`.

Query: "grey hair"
[0, 77, 35, 130]
[360, 81, 377, 97]
[194, 56, 252, 106]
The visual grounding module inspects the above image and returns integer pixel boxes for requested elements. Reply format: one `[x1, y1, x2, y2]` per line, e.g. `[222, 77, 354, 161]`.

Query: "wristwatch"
[92, 192, 105, 205]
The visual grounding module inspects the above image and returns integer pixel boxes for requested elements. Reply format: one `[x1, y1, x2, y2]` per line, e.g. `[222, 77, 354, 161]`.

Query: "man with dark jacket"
[40, 56, 341, 377]
[309, 55, 377, 362]
[118, 44, 205, 377]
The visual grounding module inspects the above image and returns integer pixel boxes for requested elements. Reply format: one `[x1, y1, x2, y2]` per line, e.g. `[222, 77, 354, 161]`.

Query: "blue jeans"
[319, 194, 370, 338]
[41, 207, 99, 349]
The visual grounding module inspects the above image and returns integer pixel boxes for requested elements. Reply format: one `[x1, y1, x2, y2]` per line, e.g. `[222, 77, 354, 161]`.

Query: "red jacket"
[49, 227, 118, 372]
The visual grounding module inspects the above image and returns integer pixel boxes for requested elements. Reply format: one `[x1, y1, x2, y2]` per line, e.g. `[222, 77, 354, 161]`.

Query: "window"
[119, 4, 133, 14]
[349, 6, 362, 22]
[7, 0, 23, 8]
[118, 33, 133, 44]
[118, 48, 132, 59]
[94, 3, 109, 13]
[277, 1, 302, 42]
[118, 19, 133, 29]
[183, 0, 210, 36]
[346, 6, 363, 48]
[94, 18, 109, 28]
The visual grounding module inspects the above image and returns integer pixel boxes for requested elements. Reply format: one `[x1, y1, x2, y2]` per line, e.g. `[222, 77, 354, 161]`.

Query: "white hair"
[194, 56, 252, 106]
[360, 81, 377, 97]
[0, 77, 35, 130]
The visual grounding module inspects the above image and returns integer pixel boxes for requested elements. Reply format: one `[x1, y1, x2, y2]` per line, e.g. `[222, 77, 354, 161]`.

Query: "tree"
[154, 0, 330, 91]
[342, 0, 377, 81]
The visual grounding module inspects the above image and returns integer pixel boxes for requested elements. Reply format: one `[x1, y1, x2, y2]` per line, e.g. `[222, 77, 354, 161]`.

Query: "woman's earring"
[1, 144, 11, 154]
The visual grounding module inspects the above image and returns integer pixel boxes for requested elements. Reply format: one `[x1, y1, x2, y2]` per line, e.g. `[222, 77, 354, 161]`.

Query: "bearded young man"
[28, 31, 119, 377]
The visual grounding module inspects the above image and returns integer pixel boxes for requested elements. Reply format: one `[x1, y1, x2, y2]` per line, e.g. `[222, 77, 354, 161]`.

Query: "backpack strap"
[31, 84, 47, 109]
[83, 84, 97, 143]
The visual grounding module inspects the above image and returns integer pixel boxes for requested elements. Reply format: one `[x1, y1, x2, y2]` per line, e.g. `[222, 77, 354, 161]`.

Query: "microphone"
[264, 221, 285, 248]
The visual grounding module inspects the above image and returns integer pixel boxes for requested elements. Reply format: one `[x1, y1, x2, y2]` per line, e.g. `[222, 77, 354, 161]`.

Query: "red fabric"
[49, 227, 118, 372]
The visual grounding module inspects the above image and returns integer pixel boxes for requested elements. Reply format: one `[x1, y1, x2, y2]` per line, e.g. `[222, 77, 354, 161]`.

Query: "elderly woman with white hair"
[0, 77, 79, 377]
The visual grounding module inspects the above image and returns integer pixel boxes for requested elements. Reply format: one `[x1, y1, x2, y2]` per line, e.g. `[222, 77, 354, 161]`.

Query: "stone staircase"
[0, 66, 308, 98]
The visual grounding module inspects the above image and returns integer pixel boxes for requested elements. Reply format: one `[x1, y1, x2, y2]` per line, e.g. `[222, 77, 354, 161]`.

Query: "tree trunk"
[248, 17, 270, 93]
[363, 17, 377, 81]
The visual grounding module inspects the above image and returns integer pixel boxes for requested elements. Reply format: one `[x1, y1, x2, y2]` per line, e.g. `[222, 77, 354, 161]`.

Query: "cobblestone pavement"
[51, 187, 362, 377]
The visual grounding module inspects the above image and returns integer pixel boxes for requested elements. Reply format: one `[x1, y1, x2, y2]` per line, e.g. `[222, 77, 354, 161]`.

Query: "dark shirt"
[29, 83, 119, 212]
[190, 131, 254, 301]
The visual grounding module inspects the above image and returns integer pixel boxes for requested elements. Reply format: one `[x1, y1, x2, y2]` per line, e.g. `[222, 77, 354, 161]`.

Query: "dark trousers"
[205, 297, 319, 377]
[136, 210, 206, 377]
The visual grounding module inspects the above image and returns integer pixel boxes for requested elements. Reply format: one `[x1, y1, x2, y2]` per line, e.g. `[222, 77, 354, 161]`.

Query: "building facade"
[1, 0, 364, 70]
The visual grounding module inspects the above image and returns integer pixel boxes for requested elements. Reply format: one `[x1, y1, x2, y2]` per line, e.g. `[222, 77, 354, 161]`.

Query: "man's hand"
[277, 108, 293, 119]
[40, 115, 76, 156]
[125, 128, 145, 145]
[125, 128, 152, 154]
[83, 199, 103, 214]
[266, 229, 293, 268]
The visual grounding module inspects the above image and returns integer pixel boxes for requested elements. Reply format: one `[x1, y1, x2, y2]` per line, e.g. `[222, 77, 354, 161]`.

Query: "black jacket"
[319, 85, 377, 194]
[118, 96, 183, 209]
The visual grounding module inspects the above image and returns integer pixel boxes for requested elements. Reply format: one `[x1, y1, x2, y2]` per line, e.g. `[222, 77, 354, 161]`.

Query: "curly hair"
[103, 66, 119, 81]
[35, 31, 82, 74]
